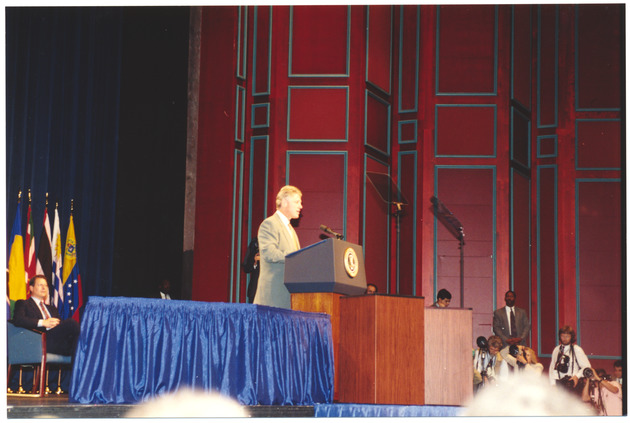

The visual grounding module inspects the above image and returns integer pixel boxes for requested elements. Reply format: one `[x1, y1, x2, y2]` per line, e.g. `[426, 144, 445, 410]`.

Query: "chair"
[7, 322, 72, 397]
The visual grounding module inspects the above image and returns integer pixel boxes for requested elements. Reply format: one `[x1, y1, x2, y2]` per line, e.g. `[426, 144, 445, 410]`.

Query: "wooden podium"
[286, 239, 472, 406]
[286, 238, 367, 399]
[337, 294, 425, 405]
[424, 307, 473, 405]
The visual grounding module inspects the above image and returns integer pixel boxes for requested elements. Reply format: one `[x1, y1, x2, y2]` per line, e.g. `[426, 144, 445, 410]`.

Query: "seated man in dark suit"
[12, 275, 80, 356]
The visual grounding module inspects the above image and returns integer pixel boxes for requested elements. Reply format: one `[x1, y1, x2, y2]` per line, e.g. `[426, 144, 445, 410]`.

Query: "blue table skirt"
[70, 297, 334, 405]
[314, 403, 462, 417]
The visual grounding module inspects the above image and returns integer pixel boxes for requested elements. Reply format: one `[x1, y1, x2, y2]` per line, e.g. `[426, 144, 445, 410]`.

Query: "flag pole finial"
[71, 199, 74, 214]
[28, 189, 32, 203]
[17, 189, 22, 202]
[45, 192, 49, 207]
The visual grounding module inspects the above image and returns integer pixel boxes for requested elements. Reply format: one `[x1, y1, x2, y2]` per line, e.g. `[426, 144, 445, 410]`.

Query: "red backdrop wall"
[192, 5, 623, 370]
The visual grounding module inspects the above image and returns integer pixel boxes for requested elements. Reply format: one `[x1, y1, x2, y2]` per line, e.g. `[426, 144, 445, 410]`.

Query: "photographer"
[473, 335, 503, 392]
[581, 367, 622, 416]
[548, 325, 591, 389]
[500, 344, 543, 377]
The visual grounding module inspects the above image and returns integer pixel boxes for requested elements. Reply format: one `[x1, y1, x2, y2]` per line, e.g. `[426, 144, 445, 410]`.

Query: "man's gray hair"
[275, 185, 302, 209]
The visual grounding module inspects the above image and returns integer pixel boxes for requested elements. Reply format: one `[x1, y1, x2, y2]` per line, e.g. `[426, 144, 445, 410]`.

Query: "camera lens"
[583, 368, 593, 378]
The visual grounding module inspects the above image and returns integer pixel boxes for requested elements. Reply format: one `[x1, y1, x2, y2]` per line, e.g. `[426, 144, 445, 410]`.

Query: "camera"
[556, 355, 569, 373]
[508, 344, 521, 358]
[476, 336, 488, 350]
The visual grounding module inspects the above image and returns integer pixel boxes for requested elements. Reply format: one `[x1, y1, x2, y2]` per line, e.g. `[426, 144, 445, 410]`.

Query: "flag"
[36, 206, 53, 303]
[62, 214, 83, 322]
[51, 205, 63, 309]
[24, 202, 37, 289]
[8, 200, 26, 317]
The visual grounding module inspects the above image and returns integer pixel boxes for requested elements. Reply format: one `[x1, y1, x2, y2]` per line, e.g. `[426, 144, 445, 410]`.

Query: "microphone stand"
[366, 172, 408, 293]
[430, 196, 465, 308]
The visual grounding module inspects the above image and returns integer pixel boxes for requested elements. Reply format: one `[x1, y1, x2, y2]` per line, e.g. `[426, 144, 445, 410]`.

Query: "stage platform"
[7, 395, 316, 418]
[7, 394, 462, 418]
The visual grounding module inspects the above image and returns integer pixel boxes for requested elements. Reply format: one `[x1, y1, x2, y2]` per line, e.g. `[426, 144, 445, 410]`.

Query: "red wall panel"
[537, 166, 557, 355]
[249, 137, 268, 235]
[436, 167, 494, 343]
[287, 153, 346, 248]
[366, 5, 392, 94]
[288, 87, 348, 141]
[290, 5, 349, 76]
[399, 5, 419, 112]
[537, 5, 557, 127]
[437, 5, 496, 93]
[512, 5, 532, 110]
[512, 108, 529, 166]
[253, 6, 271, 95]
[365, 92, 390, 154]
[577, 180, 621, 356]
[193, 7, 237, 302]
[231, 151, 244, 302]
[512, 171, 531, 345]
[397, 152, 416, 295]
[436, 106, 495, 157]
[364, 157, 390, 293]
[576, 4, 622, 110]
[576, 119, 621, 169]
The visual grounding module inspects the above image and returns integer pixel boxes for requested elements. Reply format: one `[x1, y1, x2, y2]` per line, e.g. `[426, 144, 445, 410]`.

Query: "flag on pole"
[36, 201, 53, 304]
[8, 197, 26, 317]
[24, 198, 37, 290]
[62, 211, 83, 322]
[51, 204, 63, 309]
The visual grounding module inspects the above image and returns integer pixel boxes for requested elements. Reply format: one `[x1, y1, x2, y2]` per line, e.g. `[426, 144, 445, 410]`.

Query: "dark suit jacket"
[12, 297, 80, 356]
[492, 306, 530, 346]
[242, 237, 260, 303]
[13, 297, 60, 329]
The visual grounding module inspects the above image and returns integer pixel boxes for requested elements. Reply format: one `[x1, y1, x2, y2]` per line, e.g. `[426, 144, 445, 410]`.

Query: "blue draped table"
[314, 404, 462, 417]
[70, 297, 334, 405]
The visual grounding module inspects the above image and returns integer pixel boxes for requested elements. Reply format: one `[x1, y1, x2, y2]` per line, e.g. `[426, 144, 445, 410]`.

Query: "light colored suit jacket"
[253, 212, 300, 309]
[492, 306, 530, 346]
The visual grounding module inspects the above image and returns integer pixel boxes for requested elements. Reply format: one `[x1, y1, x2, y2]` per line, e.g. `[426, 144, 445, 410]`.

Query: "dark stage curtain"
[6, 8, 123, 298]
[70, 297, 335, 405]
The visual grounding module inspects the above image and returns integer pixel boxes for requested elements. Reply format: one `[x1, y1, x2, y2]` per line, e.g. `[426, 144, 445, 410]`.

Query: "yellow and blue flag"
[62, 214, 83, 322]
[8, 201, 26, 317]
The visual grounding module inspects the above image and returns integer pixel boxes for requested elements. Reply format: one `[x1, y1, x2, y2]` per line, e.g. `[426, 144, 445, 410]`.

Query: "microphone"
[319, 224, 344, 240]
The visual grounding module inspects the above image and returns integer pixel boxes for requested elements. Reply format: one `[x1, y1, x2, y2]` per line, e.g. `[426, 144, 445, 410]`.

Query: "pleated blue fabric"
[314, 403, 462, 417]
[70, 297, 334, 405]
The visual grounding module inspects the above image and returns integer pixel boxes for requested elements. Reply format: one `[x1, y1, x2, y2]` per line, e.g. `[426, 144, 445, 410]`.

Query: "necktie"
[289, 224, 300, 250]
[39, 301, 51, 319]
[510, 308, 517, 337]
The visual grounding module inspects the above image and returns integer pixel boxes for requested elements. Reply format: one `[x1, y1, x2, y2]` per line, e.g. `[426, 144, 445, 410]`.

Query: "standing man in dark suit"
[12, 275, 80, 356]
[492, 290, 530, 347]
[242, 237, 260, 303]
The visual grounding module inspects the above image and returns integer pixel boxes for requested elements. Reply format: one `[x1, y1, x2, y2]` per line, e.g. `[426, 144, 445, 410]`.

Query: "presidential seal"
[343, 247, 359, 278]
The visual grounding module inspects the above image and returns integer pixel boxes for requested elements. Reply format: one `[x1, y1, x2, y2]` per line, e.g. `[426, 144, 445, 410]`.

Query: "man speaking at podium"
[254, 185, 302, 309]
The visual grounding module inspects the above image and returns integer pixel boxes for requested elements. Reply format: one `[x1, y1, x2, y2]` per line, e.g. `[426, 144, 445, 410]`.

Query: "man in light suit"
[492, 290, 530, 347]
[253, 185, 302, 309]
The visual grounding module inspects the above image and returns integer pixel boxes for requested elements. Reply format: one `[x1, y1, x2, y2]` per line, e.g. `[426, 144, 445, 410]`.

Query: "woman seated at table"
[500, 344, 543, 376]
